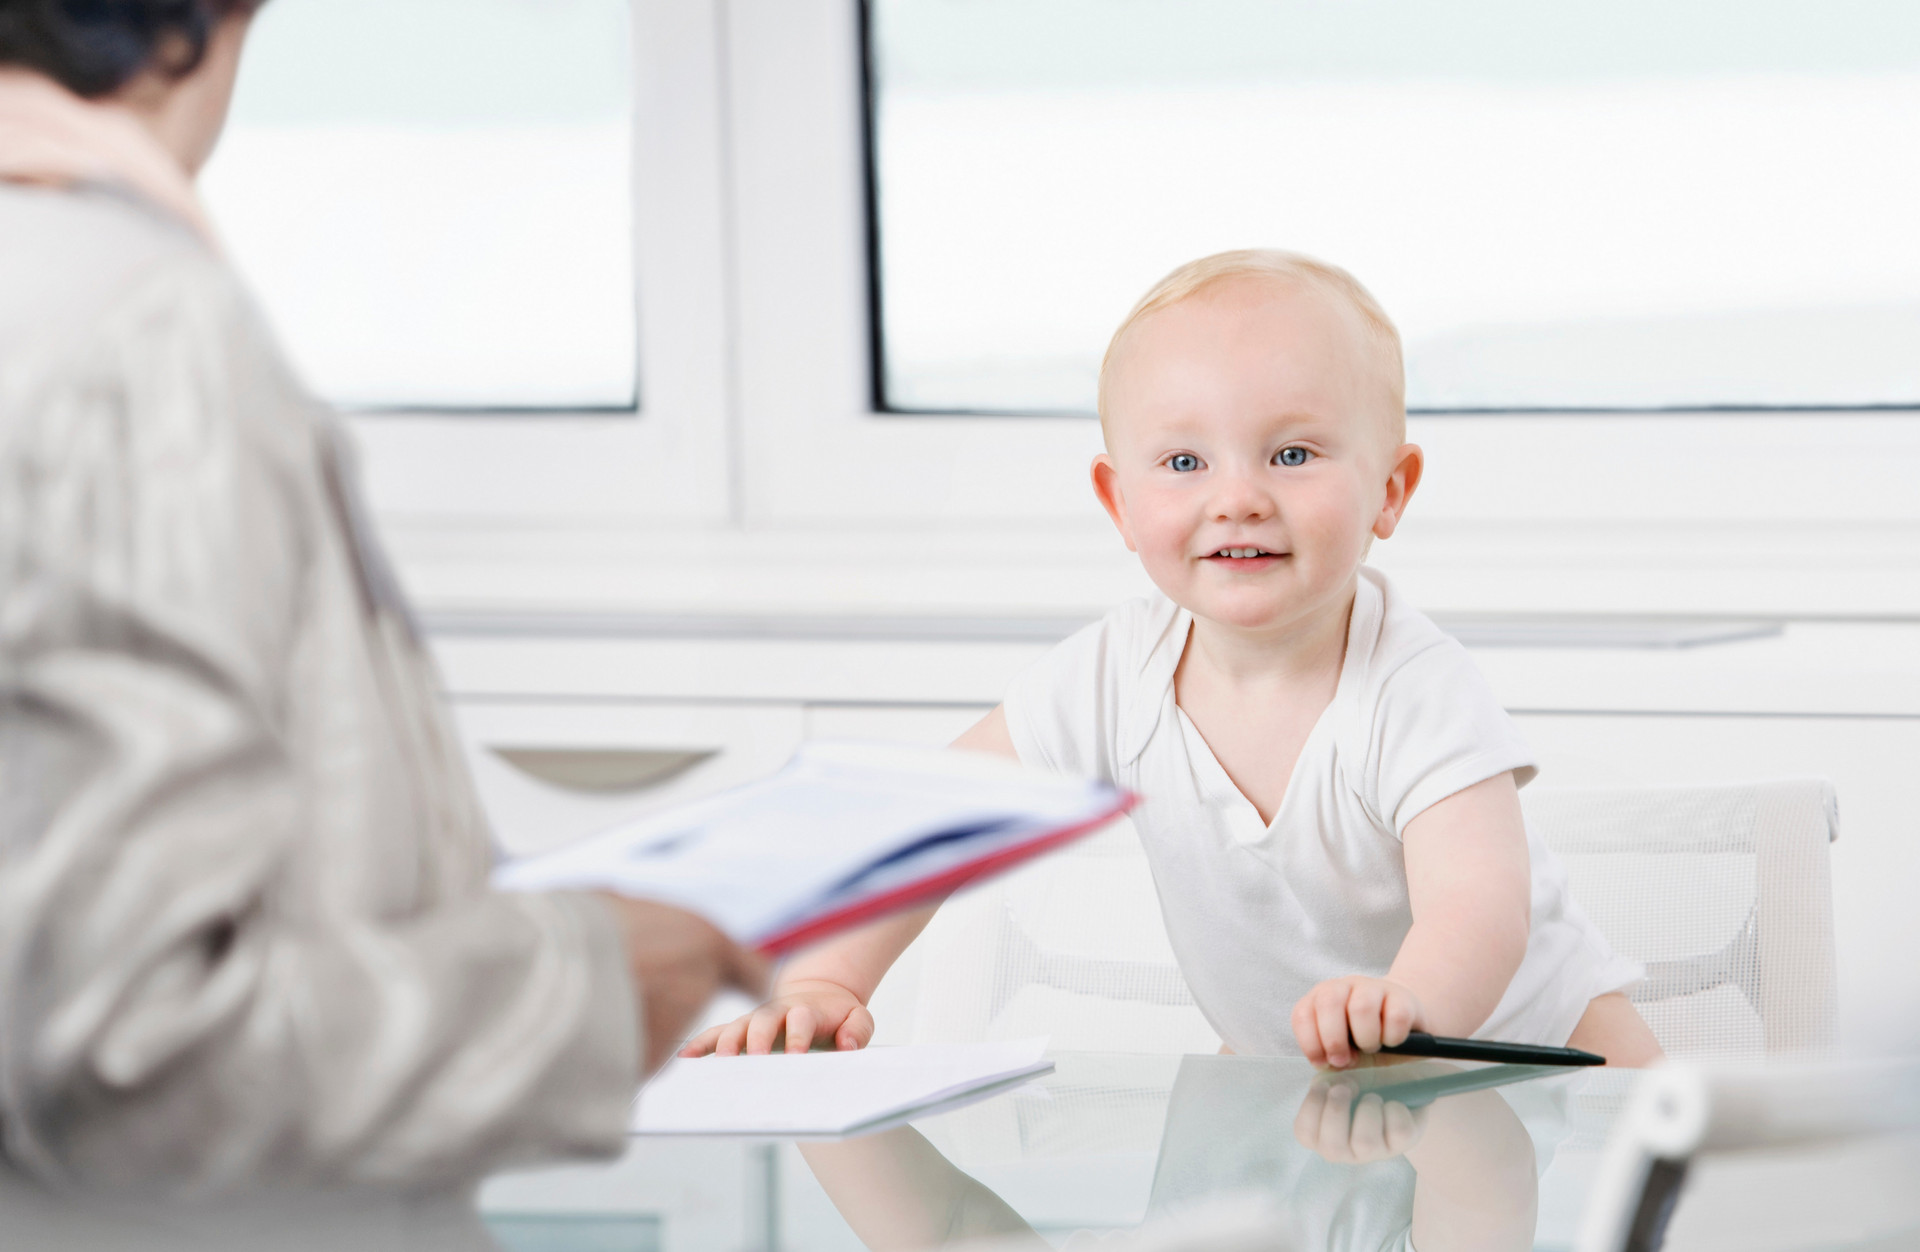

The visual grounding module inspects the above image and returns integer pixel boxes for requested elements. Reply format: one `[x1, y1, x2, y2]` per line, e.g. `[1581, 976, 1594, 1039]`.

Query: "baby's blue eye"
[1169, 453, 1200, 472]
[1277, 447, 1312, 467]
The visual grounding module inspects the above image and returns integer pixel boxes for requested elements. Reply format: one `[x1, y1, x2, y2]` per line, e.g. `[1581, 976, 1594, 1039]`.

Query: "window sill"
[383, 516, 1920, 622]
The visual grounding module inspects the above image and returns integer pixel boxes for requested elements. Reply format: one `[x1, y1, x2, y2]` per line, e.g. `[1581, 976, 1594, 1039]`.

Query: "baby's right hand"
[678, 979, 874, 1057]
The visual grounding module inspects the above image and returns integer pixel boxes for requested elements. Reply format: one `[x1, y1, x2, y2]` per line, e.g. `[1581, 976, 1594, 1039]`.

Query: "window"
[202, 0, 635, 410]
[866, 0, 1920, 414]
[218, 0, 1914, 618]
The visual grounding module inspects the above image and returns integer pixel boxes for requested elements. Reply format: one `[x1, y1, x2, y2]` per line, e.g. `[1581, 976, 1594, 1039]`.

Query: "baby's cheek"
[1297, 496, 1374, 572]
[1131, 519, 1197, 581]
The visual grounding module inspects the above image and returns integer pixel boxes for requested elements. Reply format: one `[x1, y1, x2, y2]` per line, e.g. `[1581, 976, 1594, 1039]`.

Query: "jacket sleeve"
[0, 258, 640, 1193]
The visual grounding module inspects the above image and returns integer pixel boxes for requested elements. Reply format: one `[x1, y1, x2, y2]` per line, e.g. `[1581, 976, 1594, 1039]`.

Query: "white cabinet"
[452, 699, 805, 857]
[439, 618, 1920, 1054]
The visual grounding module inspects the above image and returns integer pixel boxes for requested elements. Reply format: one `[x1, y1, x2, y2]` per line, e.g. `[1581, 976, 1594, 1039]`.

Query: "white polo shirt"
[1003, 567, 1641, 1053]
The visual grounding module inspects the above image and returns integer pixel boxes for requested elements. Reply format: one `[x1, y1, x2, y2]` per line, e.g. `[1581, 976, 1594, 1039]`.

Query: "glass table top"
[480, 1051, 1920, 1252]
[794, 1053, 1605, 1252]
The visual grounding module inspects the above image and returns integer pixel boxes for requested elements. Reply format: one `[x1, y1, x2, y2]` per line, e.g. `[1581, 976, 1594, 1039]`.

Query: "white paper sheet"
[492, 742, 1125, 947]
[632, 1039, 1054, 1138]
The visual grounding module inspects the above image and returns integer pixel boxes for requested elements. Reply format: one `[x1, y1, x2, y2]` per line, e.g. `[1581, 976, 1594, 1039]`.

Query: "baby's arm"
[680, 708, 1019, 1057]
[800, 1126, 1046, 1252]
[1293, 771, 1532, 1067]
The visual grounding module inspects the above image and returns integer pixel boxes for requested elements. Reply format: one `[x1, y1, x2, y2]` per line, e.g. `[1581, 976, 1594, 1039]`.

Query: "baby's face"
[1095, 279, 1413, 636]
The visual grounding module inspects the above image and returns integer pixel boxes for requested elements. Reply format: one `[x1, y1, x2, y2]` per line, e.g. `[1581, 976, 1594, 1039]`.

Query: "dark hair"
[0, 0, 257, 99]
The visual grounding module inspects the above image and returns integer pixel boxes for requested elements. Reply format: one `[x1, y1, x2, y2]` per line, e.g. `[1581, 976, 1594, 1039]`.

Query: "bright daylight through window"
[203, 0, 635, 410]
[867, 0, 1920, 414]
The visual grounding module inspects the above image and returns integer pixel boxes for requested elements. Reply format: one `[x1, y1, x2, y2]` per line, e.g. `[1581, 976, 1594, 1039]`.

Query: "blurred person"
[0, 0, 764, 1233]
[689, 250, 1661, 1070]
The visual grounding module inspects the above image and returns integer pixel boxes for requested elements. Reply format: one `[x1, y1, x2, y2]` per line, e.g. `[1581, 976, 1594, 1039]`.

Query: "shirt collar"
[0, 68, 218, 246]
[1116, 571, 1388, 770]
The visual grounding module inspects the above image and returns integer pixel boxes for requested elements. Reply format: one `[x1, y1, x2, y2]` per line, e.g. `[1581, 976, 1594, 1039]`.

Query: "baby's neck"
[1180, 587, 1354, 692]
[1172, 588, 1356, 826]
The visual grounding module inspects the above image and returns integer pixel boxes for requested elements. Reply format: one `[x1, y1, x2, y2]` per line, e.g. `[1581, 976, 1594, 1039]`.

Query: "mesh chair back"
[1523, 779, 1840, 1060]
[877, 820, 1222, 1053]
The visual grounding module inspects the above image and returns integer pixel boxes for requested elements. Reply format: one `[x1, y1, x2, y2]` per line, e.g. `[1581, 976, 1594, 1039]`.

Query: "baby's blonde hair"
[1097, 248, 1407, 443]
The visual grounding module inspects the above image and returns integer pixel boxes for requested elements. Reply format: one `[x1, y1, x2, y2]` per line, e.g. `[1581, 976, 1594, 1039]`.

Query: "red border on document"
[754, 791, 1139, 956]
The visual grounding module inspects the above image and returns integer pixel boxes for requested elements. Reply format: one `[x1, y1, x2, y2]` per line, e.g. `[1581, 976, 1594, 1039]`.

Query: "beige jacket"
[0, 181, 639, 1203]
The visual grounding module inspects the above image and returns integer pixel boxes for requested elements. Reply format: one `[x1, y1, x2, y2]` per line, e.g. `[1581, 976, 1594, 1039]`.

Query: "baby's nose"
[1209, 470, 1276, 520]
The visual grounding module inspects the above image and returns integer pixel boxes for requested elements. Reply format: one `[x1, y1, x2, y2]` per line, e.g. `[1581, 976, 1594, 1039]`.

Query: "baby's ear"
[1372, 443, 1424, 540]
[1090, 455, 1138, 551]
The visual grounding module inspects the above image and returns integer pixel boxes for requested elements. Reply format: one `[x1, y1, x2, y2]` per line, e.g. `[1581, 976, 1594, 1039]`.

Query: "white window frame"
[362, 0, 1920, 620]
[347, 0, 736, 527]
[725, 0, 1920, 526]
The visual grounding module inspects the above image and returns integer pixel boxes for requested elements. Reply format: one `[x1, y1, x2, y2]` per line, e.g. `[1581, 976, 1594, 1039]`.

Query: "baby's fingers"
[1348, 1093, 1389, 1159]
[744, 1006, 789, 1055]
[1382, 1099, 1423, 1155]
[1316, 987, 1356, 1068]
[1380, 987, 1419, 1049]
[712, 1015, 754, 1056]
[1292, 1084, 1331, 1150]
[1291, 996, 1328, 1066]
[784, 1005, 820, 1054]
[1346, 983, 1387, 1054]
[679, 1023, 726, 1058]
[835, 1004, 876, 1051]
[1305, 1082, 1358, 1158]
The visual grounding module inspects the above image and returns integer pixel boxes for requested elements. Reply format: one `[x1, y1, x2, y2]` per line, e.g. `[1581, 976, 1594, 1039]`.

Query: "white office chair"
[871, 818, 1221, 1053]
[1577, 1058, 1920, 1252]
[1524, 780, 1841, 1060]
[872, 780, 1840, 1063]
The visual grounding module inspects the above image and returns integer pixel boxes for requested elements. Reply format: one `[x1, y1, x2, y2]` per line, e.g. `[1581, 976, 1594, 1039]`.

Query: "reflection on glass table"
[480, 1050, 1920, 1252]
[805, 1055, 1553, 1252]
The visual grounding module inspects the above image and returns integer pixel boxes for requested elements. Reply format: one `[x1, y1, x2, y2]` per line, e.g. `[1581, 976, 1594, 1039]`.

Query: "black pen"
[1330, 1063, 1563, 1110]
[1376, 1030, 1605, 1067]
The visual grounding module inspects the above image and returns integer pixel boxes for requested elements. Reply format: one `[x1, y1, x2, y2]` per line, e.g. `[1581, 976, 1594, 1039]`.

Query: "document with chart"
[492, 742, 1132, 953]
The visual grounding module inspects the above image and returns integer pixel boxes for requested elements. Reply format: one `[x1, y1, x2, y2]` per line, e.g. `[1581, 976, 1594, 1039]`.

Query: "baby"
[688, 249, 1660, 1068]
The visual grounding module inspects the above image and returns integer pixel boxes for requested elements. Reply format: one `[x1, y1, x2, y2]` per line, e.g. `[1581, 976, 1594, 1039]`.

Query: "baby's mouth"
[1205, 547, 1287, 562]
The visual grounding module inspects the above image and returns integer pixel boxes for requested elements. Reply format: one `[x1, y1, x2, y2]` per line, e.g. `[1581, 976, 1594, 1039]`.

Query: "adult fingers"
[1316, 987, 1354, 1069]
[784, 1005, 819, 1054]
[1348, 983, 1386, 1054]
[836, 1004, 876, 1051]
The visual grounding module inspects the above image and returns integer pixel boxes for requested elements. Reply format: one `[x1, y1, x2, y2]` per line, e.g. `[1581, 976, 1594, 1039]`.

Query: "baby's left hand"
[1292, 975, 1425, 1068]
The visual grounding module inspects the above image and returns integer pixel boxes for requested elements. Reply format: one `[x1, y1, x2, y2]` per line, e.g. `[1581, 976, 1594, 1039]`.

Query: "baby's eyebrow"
[1263, 408, 1343, 431]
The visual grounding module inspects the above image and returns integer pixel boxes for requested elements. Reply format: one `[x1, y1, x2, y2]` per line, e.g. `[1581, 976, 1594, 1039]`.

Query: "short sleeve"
[1001, 602, 1154, 783]
[1368, 639, 1538, 838]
